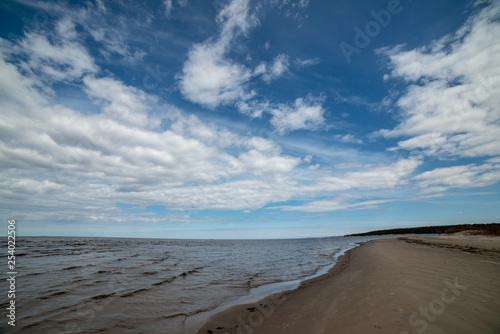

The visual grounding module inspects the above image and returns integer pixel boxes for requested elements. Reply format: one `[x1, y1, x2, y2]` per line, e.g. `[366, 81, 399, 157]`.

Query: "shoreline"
[186, 240, 362, 333]
[195, 235, 500, 334]
[193, 244, 356, 334]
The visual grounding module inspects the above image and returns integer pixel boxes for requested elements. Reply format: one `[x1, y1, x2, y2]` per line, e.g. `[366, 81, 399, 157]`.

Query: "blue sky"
[1, 0, 499, 239]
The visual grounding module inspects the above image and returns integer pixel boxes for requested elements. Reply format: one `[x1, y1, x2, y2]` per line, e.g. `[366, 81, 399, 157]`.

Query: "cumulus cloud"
[378, 1, 500, 159]
[269, 96, 326, 134]
[179, 0, 258, 108]
[333, 134, 363, 145]
[179, 42, 254, 108]
[1, 4, 452, 228]
[0, 28, 418, 222]
[178, 0, 323, 138]
[1, 72, 297, 196]
[0, 28, 307, 224]
[238, 95, 328, 134]
[83, 76, 157, 128]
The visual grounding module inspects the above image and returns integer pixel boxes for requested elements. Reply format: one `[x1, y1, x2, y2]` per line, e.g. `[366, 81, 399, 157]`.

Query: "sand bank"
[196, 236, 500, 334]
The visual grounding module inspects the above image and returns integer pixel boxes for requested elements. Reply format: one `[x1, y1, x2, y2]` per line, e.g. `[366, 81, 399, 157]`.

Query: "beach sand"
[196, 236, 500, 334]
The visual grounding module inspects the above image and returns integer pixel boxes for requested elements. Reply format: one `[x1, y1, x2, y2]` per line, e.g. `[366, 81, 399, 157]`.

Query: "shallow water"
[0, 236, 389, 333]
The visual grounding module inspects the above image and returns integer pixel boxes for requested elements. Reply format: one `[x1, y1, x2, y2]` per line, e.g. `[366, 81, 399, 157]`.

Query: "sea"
[0, 235, 390, 333]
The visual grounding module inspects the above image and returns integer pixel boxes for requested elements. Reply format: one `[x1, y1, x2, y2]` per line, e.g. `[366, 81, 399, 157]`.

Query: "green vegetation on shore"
[345, 223, 500, 237]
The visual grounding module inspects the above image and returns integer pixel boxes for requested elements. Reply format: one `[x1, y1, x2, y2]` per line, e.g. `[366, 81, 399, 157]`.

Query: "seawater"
[0, 236, 388, 333]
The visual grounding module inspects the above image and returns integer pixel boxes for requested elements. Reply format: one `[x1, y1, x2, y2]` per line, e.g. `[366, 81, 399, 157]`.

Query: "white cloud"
[56, 16, 78, 40]
[9, 3, 146, 66]
[60, 6, 148, 65]
[5, 2, 475, 230]
[295, 57, 321, 67]
[312, 157, 422, 192]
[1, 34, 418, 222]
[308, 164, 320, 170]
[415, 162, 500, 194]
[236, 99, 270, 118]
[298, 0, 310, 8]
[179, 0, 258, 108]
[0, 34, 305, 221]
[178, 0, 323, 139]
[95, 0, 107, 13]
[236, 95, 327, 134]
[261, 54, 289, 83]
[378, 1, 500, 158]
[14, 32, 98, 82]
[333, 134, 363, 145]
[269, 96, 326, 134]
[217, 0, 259, 42]
[273, 157, 421, 212]
[179, 42, 254, 108]
[277, 0, 311, 23]
[83, 76, 157, 128]
[164, 0, 174, 16]
[275, 195, 393, 213]
[164, 0, 188, 17]
[84, 25, 146, 64]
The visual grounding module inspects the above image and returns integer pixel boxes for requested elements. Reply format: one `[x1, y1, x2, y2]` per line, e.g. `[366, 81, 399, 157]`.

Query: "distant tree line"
[345, 223, 500, 237]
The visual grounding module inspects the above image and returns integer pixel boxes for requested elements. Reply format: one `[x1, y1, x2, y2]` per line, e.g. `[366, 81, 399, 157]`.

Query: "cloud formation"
[269, 96, 326, 134]
[179, 0, 257, 108]
[0, 19, 306, 223]
[374, 1, 500, 198]
[378, 1, 500, 159]
[0, 26, 415, 224]
[10, 31, 98, 82]
[179, 0, 311, 127]
[415, 159, 500, 194]
[179, 41, 254, 108]
[259, 54, 290, 83]
[1, 0, 498, 236]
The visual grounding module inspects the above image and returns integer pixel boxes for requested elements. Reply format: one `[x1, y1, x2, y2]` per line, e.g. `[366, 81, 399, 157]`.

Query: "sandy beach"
[196, 236, 500, 334]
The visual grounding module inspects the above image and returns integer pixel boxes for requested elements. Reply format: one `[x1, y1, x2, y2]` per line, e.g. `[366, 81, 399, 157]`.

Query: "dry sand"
[402, 234, 500, 253]
[196, 236, 500, 334]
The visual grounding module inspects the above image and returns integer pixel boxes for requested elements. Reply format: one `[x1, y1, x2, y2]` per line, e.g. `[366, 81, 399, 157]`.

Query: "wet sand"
[196, 236, 500, 334]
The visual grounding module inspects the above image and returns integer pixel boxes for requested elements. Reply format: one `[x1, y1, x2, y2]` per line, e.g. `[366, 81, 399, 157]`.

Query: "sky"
[0, 0, 499, 239]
